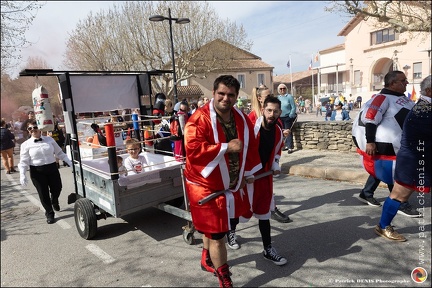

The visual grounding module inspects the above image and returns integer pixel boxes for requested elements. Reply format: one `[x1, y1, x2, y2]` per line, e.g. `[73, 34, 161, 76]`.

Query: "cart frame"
[19, 69, 196, 243]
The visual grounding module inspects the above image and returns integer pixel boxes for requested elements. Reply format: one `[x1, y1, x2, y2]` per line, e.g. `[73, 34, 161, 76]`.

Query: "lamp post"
[149, 8, 190, 104]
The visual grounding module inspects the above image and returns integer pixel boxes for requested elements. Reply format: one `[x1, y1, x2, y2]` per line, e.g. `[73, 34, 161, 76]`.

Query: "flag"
[308, 59, 312, 70]
[410, 86, 417, 101]
[314, 53, 319, 62]
[287, 60, 290, 68]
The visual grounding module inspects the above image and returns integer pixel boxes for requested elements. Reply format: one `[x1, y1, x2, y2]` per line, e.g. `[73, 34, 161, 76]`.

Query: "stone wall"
[292, 121, 356, 152]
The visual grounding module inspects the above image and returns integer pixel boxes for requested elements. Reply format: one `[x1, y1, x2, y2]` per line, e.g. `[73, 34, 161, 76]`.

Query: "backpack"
[170, 111, 188, 141]
[154, 120, 173, 156]
[170, 116, 182, 140]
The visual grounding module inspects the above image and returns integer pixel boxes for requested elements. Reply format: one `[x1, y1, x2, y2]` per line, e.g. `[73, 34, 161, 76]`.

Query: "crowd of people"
[1, 72, 430, 288]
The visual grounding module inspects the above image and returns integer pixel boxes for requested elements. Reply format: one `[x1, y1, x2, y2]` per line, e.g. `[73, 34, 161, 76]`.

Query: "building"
[316, 13, 431, 102]
[273, 70, 318, 98]
[179, 39, 274, 102]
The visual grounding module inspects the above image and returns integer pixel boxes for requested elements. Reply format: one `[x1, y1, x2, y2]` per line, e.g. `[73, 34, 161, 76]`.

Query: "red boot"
[215, 263, 233, 288]
[200, 248, 215, 274]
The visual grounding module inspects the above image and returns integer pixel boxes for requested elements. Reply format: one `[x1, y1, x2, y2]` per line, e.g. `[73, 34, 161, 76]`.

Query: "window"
[354, 70, 361, 86]
[257, 73, 265, 86]
[237, 74, 245, 89]
[388, 28, 395, 41]
[413, 62, 422, 79]
[371, 28, 399, 45]
[382, 29, 388, 42]
[373, 73, 384, 84]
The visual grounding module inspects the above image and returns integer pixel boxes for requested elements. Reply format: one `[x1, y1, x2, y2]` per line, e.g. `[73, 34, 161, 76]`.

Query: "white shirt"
[334, 111, 344, 121]
[124, 155, 147, 175]
[18, 136, 69, 171]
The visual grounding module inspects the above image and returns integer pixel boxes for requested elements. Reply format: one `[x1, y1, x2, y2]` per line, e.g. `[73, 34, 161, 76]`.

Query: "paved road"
[1, 154, 430, 287]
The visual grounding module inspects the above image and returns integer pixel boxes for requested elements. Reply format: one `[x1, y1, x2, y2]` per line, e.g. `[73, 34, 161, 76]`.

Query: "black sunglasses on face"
[27, 126, 38, 131]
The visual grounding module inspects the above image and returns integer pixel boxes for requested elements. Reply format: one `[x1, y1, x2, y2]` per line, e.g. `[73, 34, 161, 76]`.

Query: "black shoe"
[397, 203, 421, 218]
[63, 162, 69, 167]
[282, 146, 288, 151]
[46, 215, 55, 224]
[263, 245, 288, 266]
[287, 149, 293, 154]
[271, 207, 292, 223]
[10, 168, 17, 173]
[358, 193, 381, 207]
[53, 204, 60, 211]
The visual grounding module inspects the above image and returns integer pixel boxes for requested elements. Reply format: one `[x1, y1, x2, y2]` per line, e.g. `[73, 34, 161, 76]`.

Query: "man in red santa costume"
[183, 75, 261, 288]
[231, 96, 288, 266]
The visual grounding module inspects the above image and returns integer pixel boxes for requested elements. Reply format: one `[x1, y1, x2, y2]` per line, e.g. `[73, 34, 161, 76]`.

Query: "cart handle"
[198, 170, 274, 206]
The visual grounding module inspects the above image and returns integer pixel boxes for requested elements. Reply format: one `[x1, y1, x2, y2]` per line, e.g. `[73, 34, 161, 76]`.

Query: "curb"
[285, 164, 384, 186]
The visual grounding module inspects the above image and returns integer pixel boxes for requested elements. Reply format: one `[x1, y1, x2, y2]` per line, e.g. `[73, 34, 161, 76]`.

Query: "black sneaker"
[358, 194, 381, 207]
[271, 207, 293, 223]
[397, 203, 421, 218]
[263, 246, 287, 266]
[53, 204, 60, 211]
[46, 215, 55, 224]
[226, 230, 240, 250]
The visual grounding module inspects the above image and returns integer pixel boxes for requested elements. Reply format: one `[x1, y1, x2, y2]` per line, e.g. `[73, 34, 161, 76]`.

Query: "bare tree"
[1, 56, 60, 120]
[325, 1, 431, 34]
[64, 1, 252, 99]
[0, 1, 44, 75]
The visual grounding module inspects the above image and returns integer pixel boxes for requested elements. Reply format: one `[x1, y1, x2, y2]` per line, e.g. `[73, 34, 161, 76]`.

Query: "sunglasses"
[280, 88, 286, 90]
[27, 126, 39, 131]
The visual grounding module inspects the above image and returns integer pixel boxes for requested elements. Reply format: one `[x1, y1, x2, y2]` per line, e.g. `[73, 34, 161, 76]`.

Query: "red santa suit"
[184, 99, 261, 234]
[242, 115, 283, 221]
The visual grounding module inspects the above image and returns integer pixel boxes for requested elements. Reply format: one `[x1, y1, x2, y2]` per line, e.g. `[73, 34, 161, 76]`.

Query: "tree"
[0, 1, 44, 75]
[64, 1, 252, 100]
[1, 56, 61, 120]
[325, 1, 431, 34]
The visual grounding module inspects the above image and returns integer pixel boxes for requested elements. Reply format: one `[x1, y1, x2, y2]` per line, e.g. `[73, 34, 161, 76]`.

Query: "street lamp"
[149, 8, 190, 104]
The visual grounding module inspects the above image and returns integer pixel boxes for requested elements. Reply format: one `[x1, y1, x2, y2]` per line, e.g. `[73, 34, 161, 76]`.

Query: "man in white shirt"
[18, 121, 72, 224]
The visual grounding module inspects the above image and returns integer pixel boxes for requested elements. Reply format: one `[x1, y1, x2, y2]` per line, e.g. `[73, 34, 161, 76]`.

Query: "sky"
[13, 1, 350, 79]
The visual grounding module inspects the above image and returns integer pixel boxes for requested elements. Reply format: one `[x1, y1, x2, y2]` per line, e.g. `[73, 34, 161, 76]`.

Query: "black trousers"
[30, 162, 62, 217]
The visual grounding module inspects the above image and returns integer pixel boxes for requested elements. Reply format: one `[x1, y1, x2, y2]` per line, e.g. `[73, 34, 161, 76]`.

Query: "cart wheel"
[74, 198, 97, 240]
[183, 229, 195, 245]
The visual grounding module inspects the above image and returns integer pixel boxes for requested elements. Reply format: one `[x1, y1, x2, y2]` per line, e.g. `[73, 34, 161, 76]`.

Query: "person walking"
[1, 119, 16, 174]
[20, 111, 36, 140]
[18, 121, 72, 224]
[231, 96, 288, 265]
[49, 118, 67, 168]
[277, 84, 297, 154]
[247, 86, 291, 224]
[316, 101, 322, 117]
[14, 117, 23, 143]
[170, 101, 189, 162]
[352, 70, 420, 217]
[183, 75, 261, 288]
[356, 95, 362, 109]
[375, 75, 431, 241]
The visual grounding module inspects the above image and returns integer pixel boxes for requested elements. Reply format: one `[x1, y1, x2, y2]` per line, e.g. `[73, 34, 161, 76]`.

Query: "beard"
[263, 117, 276, 130]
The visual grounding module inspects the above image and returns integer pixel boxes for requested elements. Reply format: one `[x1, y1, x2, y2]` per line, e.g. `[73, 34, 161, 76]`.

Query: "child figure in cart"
[124, 138, 147, 174]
